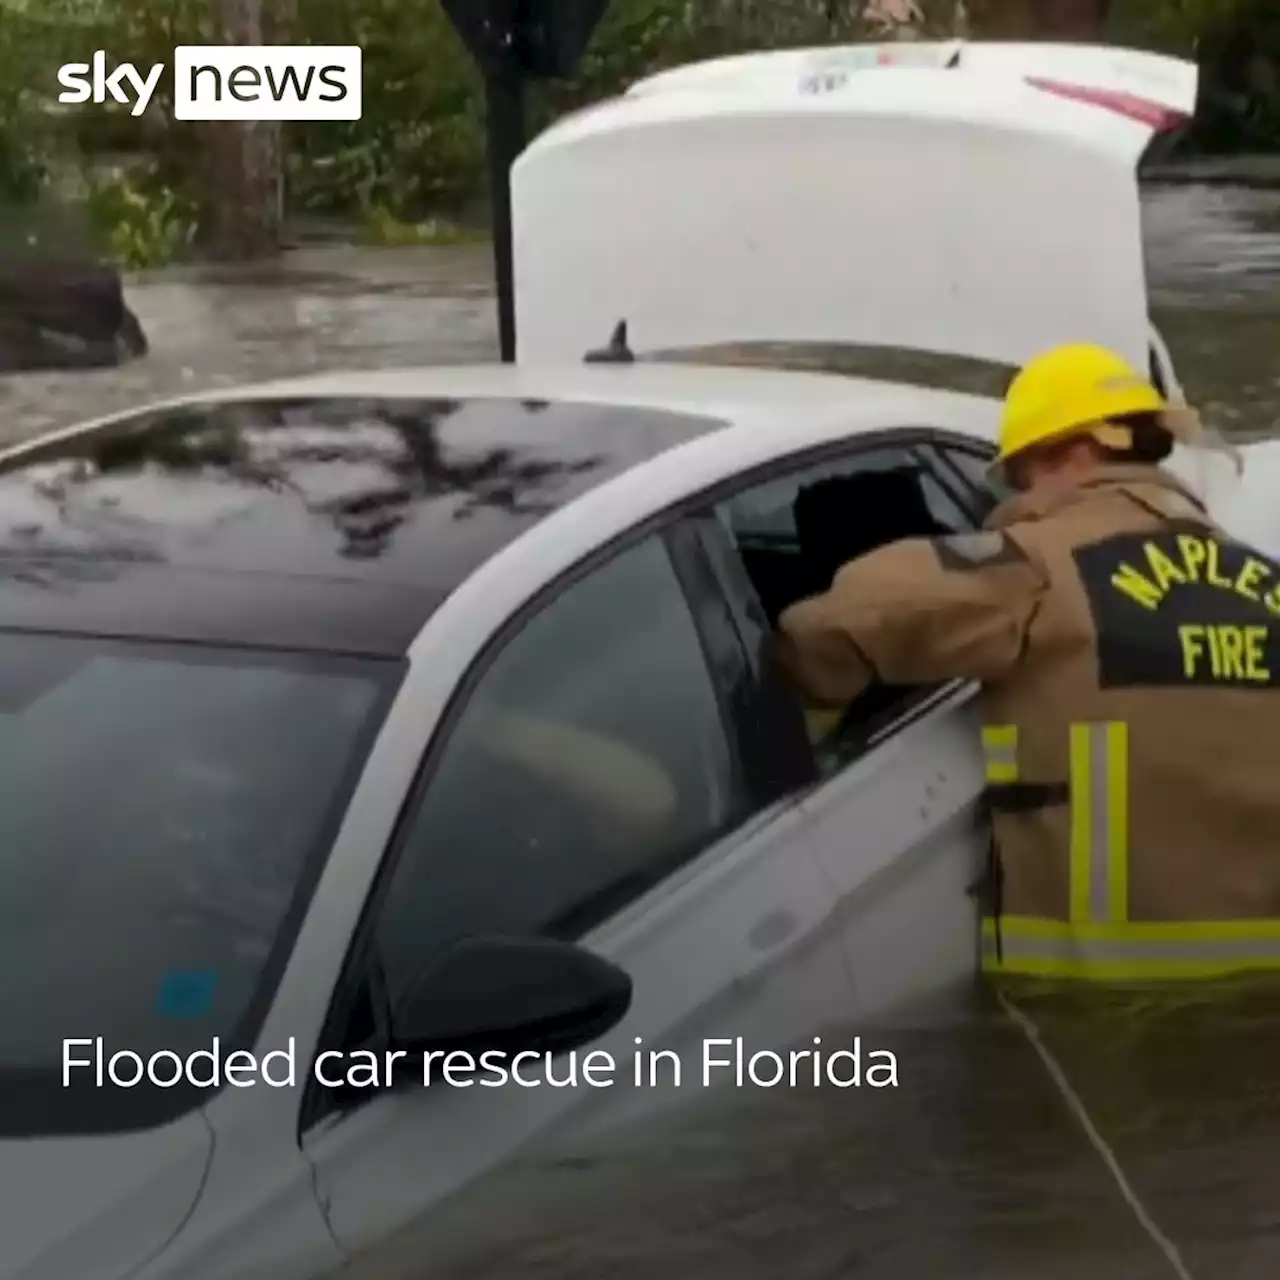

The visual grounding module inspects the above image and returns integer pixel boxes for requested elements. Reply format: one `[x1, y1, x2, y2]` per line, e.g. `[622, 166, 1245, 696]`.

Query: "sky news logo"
[57, 46, 362, 120]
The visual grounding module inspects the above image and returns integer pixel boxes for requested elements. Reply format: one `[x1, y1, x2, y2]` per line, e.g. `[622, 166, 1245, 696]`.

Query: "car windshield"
[0, 632, 397, 1135]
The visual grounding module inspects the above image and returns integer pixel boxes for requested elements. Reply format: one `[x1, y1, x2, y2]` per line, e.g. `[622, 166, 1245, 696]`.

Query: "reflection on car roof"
[0, 396, 723, 655]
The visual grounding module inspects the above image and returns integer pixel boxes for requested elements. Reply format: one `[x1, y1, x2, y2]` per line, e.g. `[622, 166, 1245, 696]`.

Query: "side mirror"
[390, 934, 633, 1058]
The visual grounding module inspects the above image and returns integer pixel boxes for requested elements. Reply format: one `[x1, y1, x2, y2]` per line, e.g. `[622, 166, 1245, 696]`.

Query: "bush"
[2, 0, 1276, 262]
[85, 172, 197, 268]
[288, 0, 487, 220]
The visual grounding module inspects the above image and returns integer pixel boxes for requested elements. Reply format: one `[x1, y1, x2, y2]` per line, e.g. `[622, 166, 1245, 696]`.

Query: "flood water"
[332, 980, 1280, 1280]
[0, 179, 1278, 443]
[3, 179, 1280, 1279]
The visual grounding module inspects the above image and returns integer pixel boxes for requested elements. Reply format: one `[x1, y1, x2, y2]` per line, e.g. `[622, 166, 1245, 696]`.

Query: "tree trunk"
[201, 0, 283, 260]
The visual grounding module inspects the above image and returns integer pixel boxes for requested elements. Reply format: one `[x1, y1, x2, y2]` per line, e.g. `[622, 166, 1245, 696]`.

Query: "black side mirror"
[390, 934, 632, 1058]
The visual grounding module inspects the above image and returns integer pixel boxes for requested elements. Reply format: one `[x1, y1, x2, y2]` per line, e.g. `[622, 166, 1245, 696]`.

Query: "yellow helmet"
[995, 343, 1196, 469]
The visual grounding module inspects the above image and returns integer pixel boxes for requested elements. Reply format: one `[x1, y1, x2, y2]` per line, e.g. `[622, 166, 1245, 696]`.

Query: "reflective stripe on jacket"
[779, 463, 1280, 984]
[980, 719, 1280, 980]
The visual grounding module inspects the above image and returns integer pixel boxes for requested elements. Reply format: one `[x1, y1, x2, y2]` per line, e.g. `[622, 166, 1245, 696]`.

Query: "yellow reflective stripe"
[981, 723, 1018, 783]
[980, 917, 1280, 981]
[1068, 721, 1129, 925]
[981, 950, 1280, 982]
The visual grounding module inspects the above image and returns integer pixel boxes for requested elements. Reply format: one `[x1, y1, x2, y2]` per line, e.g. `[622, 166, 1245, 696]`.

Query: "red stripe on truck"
[1025, 77, 1189, 132]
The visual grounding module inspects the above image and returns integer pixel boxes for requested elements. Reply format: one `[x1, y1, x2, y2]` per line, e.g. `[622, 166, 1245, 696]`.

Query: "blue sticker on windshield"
[157, 970, 218, 1019]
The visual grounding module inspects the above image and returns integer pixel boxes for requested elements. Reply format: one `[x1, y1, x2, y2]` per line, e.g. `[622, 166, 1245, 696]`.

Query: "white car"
[1, 38, 1275, 1280]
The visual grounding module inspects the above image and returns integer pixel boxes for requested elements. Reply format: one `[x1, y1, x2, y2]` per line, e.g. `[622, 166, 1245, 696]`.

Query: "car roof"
[0, 363, 996, 657]
[30, 361, 977, 425]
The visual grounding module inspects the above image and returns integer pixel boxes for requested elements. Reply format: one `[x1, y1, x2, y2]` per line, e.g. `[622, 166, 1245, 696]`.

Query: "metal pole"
[484, 68, 526, 363]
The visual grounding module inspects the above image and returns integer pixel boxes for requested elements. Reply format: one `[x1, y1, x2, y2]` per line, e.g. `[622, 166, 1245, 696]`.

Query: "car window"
[720, 473, 805, 544]
[372, 534, 749, 1012]
[708, 443, 981, 772]
[926, 441, 1007, 521]
[918, 462, 974, 528]
[715, 446, 976, 623]
[0, 634, 393, 1137]
[721, 447, 977, 545]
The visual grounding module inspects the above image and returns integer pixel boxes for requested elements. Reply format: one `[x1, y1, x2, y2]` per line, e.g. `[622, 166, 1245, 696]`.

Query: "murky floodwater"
[1145, 181, 1280, 440]
[0, 180, 1278, 444]
[0, 242, 500, 445]
[4, 180, 1280, 1278]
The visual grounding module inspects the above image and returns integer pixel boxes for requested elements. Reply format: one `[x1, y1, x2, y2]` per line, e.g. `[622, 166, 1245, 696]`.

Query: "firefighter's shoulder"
[931, 529, 1030, 572]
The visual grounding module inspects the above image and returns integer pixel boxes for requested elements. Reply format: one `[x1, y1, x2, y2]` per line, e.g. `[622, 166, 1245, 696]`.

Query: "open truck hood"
[626, 40, 1196, 127]
[513, 42, 1197, 373]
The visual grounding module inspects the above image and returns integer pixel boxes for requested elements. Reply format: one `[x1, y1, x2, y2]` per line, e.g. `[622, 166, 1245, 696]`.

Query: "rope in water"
[996, 989, 1196, 1280]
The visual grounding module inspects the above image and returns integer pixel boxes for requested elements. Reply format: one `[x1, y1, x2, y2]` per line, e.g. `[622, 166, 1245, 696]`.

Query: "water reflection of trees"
[0, 462, 169, 591]
[0, 546, 159, 592]
[28, 397, 608, 562]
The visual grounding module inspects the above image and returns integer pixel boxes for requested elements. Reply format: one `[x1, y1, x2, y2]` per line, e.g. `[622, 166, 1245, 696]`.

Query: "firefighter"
[777, 342, 1280, 982]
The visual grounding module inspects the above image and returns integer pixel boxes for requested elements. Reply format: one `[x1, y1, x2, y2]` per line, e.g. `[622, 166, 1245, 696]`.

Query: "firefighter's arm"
[776, 530, 1048, 709]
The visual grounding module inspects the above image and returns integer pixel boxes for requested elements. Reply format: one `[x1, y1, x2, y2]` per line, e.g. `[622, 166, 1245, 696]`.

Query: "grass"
[360, 204, 489, 247]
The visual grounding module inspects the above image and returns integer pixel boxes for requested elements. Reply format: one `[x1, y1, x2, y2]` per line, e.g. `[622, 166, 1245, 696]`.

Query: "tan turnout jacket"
[778, 464, 1280, 981]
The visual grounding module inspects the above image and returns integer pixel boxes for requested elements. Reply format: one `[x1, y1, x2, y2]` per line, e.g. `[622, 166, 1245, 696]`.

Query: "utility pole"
[441, 1, 612, 362]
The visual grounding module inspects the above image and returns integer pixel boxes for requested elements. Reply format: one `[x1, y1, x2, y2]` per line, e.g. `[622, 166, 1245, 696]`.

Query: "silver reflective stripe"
[1069, 721, 1128, 926]
[1087, 723, 1111, 922]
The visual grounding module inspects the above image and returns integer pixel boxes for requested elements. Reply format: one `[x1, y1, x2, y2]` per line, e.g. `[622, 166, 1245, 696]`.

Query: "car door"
[302, 526, 854, 1265]
[688, 431, 999, 1024]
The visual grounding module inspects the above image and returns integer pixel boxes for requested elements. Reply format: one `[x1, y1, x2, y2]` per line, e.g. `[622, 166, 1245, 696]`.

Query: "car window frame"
[921, 437, 1002, 524]
[681, 427, 998, 777]
[300, 425, 997, 1132]
[664, 516, 820, 802]
[300, 517, 802, 1133]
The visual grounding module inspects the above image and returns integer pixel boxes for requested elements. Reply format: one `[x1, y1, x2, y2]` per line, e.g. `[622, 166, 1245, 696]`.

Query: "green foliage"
[1109, 0, 1241, 52]
[53, 0, 212, 206]
[1105, 1, 1280, 149]
[0, 8, 62, 202]
[84, 171, 197, 268]
[541, 0, 872, 122]
[0, 0, 209, 260]
[287, 0, 486, 220]
[360, 203, 486, 245]
[0, 0, 1276, 265]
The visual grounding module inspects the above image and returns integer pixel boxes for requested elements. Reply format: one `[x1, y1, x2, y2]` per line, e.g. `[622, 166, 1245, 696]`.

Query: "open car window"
[715, 445, 980, 624]
[720, 447, 976, 553]
[921, 440, 1007, 523]
[706, 440, 987, 774]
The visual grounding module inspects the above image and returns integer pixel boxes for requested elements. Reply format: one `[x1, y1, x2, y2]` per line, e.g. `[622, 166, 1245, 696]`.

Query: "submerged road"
[2, 178, 1280, 441]
[2, 178, 1279, 1278]
[326, 981, 1280, 1280]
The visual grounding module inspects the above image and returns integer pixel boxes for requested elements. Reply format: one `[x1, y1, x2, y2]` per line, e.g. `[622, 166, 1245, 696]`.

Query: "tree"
[200, 0, 283, 259]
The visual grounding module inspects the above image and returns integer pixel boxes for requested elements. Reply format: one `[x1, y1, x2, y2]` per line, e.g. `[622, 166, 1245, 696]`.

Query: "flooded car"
[3, 36, 1280, 1280]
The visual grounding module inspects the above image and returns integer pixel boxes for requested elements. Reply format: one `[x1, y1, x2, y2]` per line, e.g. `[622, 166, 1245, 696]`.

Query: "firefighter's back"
[981, 464, 1280, 979]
